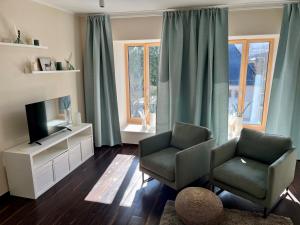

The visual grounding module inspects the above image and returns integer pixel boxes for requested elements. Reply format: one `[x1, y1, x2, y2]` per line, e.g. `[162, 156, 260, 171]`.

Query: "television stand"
[3, 123, 94, 199]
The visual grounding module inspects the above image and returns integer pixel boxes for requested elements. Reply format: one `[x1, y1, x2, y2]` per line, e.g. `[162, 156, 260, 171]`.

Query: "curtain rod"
[82, 0, 299, 18]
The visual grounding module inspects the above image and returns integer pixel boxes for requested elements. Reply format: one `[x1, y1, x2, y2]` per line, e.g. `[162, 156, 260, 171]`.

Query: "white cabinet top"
[4, 123, 92, 156]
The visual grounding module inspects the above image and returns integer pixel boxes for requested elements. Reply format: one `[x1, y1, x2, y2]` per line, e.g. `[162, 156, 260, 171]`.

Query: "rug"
[159, 201, 293, 225]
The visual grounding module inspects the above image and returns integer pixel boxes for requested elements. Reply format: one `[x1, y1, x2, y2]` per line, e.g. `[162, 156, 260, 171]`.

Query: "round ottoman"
[175, 187, 223, 225]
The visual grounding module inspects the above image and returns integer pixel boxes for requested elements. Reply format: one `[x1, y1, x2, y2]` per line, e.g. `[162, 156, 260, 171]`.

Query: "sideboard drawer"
[53, 151, 69, 182]
[34, 161, 54, 195]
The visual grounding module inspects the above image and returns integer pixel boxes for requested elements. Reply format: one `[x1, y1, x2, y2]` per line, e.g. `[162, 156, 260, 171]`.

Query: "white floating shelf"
[0, 42, 48, 49]
[31, 70, 80, 74]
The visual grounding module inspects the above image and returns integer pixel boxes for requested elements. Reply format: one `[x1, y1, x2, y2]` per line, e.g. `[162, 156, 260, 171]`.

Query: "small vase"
[64, 108, 72, 124]
[73, 112, 82, 126]
[150, 113, 156, 129]
[229, 116, 243, 138]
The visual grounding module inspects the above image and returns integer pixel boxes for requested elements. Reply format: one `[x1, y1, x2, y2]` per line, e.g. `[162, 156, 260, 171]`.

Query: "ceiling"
[33, 0, 292, 14]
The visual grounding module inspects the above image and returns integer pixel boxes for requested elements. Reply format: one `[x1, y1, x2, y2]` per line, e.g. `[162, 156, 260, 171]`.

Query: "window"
[125, 43, 160, 126]
[228, 38, 274, 131]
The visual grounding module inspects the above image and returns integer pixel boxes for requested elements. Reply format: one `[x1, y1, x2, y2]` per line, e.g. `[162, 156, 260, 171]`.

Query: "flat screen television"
[26, 96, 71, 144]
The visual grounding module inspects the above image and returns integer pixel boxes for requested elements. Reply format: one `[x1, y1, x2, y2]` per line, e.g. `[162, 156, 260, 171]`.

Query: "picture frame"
[38, 57, 56, 71]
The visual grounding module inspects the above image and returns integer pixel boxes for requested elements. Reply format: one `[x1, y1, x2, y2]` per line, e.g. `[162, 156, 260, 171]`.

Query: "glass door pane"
[128, 46, 144, 118]
[228, 43, 243, 117]
[148, 45, 160, 128]
[148, 46, 160, 114]
[243, 42, 270, 125]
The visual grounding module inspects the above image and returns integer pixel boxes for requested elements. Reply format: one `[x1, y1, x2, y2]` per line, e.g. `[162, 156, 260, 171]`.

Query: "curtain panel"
[84, 15, 121, 147]
[266, 4, 300, 158]
[157, 9, 229, 144]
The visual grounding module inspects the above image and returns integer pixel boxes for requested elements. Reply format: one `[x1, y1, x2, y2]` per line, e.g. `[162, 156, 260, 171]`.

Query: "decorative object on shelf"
[64, 108, 72, 124]
[13, 25, 23, 44]
[33, 39, 40, 46]
[14, 29, 23, 44]
[50, 59, 56, 70]
[73, 112, 82, 125]
[38, 57, 54, 71]
[31, 60, 39, 72]
[56, 62, 63, 70]
[65, 52, 75, 70]
[62, 96, 72, 124]
[99, 0, 105, 8]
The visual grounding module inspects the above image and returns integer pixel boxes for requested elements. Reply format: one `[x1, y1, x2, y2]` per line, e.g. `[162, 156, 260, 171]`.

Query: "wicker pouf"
[175, 187, 223, 225]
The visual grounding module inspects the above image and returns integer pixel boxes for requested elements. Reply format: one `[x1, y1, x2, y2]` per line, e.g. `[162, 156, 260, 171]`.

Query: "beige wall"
[111, 16, 163, 40]
[229, 8, 283, 36]
[0, 0, 84, 195]
[109, 8, 283, 40]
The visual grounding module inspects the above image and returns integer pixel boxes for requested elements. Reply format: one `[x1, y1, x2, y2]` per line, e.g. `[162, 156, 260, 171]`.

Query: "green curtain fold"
[157, 9, 229, 144]
[84, 15, 121, 147]
[266, 3, 300, 159]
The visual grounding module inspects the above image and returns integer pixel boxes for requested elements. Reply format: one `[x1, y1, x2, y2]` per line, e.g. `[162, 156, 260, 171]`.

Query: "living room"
[0, 0, 299, 224]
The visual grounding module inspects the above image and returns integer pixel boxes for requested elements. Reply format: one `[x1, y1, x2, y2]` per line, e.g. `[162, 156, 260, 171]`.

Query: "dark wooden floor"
[0, 145, 299, 225]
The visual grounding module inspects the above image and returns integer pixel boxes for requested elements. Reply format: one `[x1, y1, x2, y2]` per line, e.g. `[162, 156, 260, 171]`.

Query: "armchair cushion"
[170, 122, 211, 150]
[140, 147, 180, 181]
[213, 157, 268, 199]
[237, 128, 292, 164]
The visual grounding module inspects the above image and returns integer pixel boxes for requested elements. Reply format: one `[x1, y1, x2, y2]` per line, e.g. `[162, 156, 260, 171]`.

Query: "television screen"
[26, 96, 71, 144]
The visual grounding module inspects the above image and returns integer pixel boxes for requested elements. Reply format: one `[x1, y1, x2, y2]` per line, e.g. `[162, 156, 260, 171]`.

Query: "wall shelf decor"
[31, 70, 80, 75]
[0, 42, 48, 49]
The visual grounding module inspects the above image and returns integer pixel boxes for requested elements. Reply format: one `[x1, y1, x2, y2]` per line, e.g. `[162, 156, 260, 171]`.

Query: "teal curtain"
[266, 4, 300, 159]
[157, 9, 229, 144]
[84, 15, 121, 147]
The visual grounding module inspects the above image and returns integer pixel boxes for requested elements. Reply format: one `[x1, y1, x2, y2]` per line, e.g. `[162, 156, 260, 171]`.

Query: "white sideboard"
[3, 123, 94, 199]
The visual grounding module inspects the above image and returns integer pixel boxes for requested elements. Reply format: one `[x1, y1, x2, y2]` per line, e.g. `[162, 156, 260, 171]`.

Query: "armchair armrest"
[139, 131, 172, 158]
[267, 148, 297, 206]
[210, 138, 237, 170]
[175, 138, 216, 189]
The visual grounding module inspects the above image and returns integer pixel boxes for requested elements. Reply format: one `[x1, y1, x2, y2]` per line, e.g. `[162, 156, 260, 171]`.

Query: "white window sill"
[121, 124, 156, 134]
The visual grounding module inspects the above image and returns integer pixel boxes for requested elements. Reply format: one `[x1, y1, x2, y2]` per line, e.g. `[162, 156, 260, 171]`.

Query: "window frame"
[124, 42, 160, 125]
[229, 38, 275, 131]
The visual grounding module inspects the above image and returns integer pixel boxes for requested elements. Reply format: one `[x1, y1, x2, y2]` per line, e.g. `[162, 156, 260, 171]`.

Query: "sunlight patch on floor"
[120, 164, 148, 207]
[85, 154, 135, 204]
[285, 190, 300, 205]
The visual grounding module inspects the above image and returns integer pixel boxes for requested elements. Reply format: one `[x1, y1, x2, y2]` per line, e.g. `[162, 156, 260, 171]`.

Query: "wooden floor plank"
[0, 145, 299, 225]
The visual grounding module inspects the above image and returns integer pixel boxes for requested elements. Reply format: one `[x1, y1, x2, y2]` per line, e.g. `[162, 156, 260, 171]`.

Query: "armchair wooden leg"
[141, 172, 153, 183]
[211, 184, 215, 192]
[263, 208, 268, 218]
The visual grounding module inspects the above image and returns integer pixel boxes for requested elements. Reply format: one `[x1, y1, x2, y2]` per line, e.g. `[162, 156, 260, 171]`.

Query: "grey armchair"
[139, 122, 215, 190]
[210, 128, 297, 217]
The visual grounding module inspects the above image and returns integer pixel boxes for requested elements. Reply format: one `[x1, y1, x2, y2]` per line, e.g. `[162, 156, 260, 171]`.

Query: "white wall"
[0, 0, 84, 196]
[113, 41, 127, 129]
